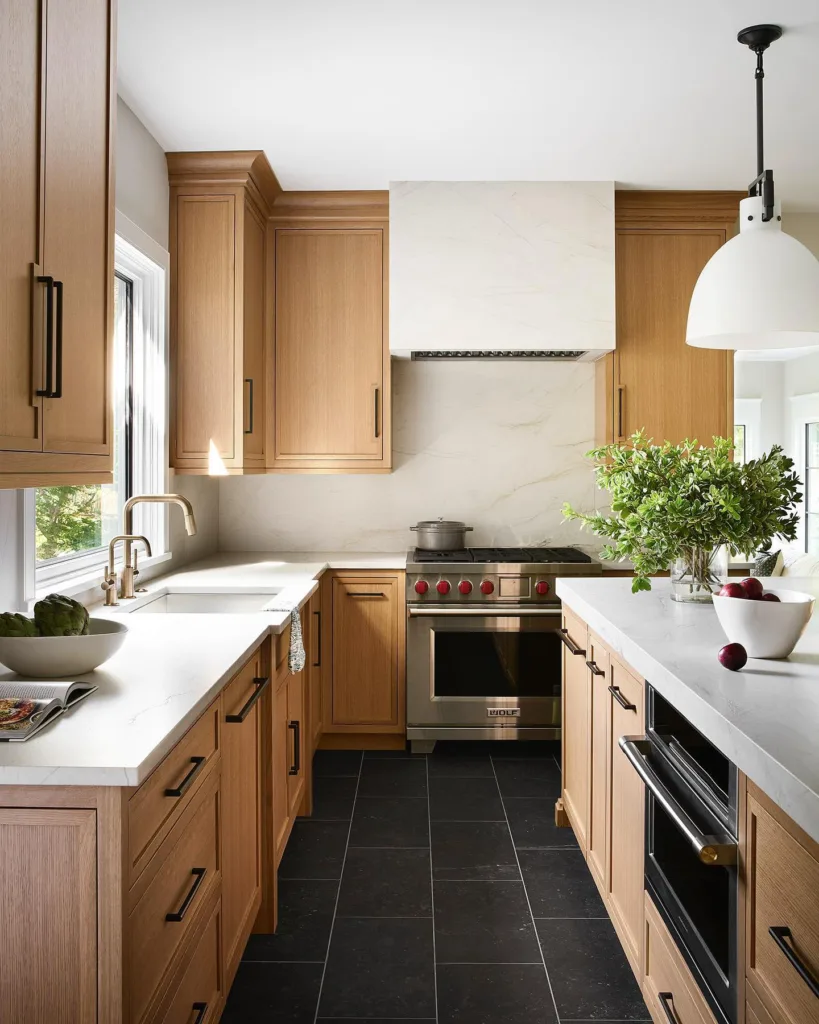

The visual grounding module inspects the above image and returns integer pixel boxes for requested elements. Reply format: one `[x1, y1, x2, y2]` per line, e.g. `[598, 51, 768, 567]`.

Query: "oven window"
[433, 629, 561, 698]
[651, 799, 730, 977]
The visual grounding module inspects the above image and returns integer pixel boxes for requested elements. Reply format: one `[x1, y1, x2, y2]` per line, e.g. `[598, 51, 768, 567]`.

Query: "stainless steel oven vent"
[410, 350, 588, 361]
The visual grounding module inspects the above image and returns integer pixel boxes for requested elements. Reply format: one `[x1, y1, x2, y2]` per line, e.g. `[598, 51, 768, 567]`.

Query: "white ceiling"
[118, 0, 819, 209]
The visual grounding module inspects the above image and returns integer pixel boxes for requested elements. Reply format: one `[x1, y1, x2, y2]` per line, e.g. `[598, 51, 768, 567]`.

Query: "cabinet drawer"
[129, 699, 220, 880]
[746, 786, 819, 1024]
[643, 893, 717, 1024]
[129, 771, 220, 1024]
[157, 893, 223, 1024]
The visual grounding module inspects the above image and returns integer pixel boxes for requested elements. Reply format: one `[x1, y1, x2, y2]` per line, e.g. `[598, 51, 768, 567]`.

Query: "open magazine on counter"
[0, 680, 97, 742]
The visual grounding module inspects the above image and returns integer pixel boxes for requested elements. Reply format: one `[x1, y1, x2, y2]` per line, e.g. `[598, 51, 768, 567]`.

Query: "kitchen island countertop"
[557, 576, 819, 844]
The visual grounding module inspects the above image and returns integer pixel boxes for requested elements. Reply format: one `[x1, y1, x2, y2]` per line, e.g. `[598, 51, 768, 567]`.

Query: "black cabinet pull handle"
[770, 926, 819, 998]
[558, 628, 586, 657]
[244, 378, 254, 434]
[165, 756, 206, 798]
[586, 659, 605, 677]
[617, 385, 625, 440]
[52, 279, 63, 398]
[191, 1003, 208, 1024]
[348, 592, 386, 598]
[36, 275, 54, 397]
[373, 384, 380, 439]
[313, 610, 321, 667]
[226, 676, 270, 723]
[166, 867, 207, 922]
[608, 685, 637, 712]
[658, 992, 680, 1023]
[289, 720, 301, 775]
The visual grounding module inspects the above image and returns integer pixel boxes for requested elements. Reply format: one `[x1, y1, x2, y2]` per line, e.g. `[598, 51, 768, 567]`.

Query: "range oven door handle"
[407, 607, 563, 618]
[619, 736, 737, 866]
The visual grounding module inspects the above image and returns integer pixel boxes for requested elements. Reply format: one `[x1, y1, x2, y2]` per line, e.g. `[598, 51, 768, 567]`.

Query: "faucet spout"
[123, 493, 198, 537]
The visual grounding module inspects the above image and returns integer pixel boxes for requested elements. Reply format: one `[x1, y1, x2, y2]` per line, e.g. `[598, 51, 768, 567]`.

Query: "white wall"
[734, 360, 785, 459]
[0, 100, 218, 611]
[219, 357, 598, 553]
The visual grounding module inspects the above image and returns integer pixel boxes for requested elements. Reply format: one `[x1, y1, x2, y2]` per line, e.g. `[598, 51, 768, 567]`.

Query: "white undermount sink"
[130, 591, 283, 614]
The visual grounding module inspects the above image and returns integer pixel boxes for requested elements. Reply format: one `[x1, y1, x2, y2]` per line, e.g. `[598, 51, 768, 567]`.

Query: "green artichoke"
[33, 594, 90, 637]
[0, 613, 38, 637]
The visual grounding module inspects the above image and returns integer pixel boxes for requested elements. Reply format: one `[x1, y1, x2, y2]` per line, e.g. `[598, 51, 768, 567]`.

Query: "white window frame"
[24, 212, 171, 600]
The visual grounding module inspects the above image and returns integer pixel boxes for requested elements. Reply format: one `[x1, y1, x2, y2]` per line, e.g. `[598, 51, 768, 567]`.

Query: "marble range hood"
[389, 181, 616, 360]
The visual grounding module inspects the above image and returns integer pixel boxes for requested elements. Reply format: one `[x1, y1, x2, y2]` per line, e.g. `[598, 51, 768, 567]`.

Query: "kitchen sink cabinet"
[0, 0, 114, 488]
[167, 151, 280, 474]
[559, 607, 590, 852]
[322, 572, 406, 735]
[596, 192, 742, 449]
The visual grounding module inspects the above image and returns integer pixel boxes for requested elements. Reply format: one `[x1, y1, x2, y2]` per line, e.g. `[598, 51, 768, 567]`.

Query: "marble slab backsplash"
[218, 358, 603, 555]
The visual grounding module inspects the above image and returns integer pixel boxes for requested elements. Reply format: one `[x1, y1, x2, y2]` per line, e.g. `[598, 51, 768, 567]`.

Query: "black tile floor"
[224, 742, 651, 1023]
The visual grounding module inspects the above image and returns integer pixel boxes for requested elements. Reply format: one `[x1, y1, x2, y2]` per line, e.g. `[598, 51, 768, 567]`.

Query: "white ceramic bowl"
[0, 618, 128, 677]
[713, 589, 814, 659]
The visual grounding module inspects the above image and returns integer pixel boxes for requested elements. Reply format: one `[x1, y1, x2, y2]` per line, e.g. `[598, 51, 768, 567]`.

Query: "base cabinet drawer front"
[746, 984, 779, 1024]
[0, 807, 97, 1024]
[606, 656, 644, 978]
[129, 699, 220, 880]
[746, 786, 819, 1024]
[129, 772, 221, 1024]
[156, 893, 224, 1024]
[561, 608, 590, 852]
[643, 894, 718, 1024]
[587, 632, 610, 895]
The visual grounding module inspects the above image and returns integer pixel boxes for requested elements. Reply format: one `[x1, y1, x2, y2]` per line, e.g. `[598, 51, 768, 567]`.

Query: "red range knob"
[458, 580, 473, 595]
[480, 580, 495, 595]
[437, 579, 451, 595]
[535, 581, 550, 596]
[414, 580, 429, 595]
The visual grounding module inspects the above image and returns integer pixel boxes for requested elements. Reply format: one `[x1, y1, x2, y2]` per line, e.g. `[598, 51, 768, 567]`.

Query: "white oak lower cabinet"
[0, 629, 315, 1023]
[559, 608, 819, 1024]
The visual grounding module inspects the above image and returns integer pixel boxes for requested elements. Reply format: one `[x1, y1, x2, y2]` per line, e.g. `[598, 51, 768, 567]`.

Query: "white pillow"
[780, 552, 819, 577]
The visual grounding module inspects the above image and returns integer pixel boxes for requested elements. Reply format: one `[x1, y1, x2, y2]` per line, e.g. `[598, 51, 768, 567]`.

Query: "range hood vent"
[411, 350, 589, 361]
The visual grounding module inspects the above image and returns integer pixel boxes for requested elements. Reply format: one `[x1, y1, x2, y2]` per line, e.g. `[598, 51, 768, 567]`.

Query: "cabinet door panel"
[222, 652, 263, 984]
[42, 0, 112, 455]
[273, 679, 291, 861]
[561, 608, 590, 853]
[0, 0, 43, 452]
[615, 230, 729, 445]
[330, 576, 401, 730]
[274, 229, 384, 460]
[0, 808, 96, 1023]
[242, 202, 266, 462]
[287, 670, 306, 816]
[173, 194, 237, 463]
[587, 634, 610, 894]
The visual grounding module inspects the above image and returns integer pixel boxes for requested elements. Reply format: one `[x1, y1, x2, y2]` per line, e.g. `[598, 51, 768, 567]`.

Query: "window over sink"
[25, 218, 169, 595]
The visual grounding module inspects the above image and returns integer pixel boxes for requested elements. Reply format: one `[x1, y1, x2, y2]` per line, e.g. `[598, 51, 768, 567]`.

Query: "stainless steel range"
[406, 547, 602, 751]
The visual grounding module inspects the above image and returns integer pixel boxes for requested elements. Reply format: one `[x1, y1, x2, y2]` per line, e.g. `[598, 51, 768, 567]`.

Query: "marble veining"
[557, 576, 819, 843]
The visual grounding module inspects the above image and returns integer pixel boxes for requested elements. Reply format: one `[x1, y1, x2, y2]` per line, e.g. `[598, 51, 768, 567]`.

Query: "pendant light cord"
[755, 48, 765, 179]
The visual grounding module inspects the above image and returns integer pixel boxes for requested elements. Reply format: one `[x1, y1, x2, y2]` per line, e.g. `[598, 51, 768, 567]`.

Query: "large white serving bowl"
[0, 618, 128, 677]
[713, 589, 814, 659]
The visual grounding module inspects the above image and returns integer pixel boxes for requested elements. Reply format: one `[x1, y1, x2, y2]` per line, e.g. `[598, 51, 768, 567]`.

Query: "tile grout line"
[490, 754, 563, 1024]
[426, 754, 440, 1024]
[311, 749, 364, 1024]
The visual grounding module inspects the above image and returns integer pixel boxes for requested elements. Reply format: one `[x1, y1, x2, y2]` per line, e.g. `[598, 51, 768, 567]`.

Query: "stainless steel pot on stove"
[410, 519, 473, 550]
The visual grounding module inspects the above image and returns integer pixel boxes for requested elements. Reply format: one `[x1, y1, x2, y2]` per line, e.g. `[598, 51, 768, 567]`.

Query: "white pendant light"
[687, 25, 819, 351]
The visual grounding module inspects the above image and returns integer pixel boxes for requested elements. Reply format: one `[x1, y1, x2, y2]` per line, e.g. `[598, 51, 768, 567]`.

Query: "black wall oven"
[621, 686, 739, 1024]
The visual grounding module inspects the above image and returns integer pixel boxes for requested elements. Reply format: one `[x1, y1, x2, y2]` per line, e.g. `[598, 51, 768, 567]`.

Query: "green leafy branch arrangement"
[562, 432, 802, 593]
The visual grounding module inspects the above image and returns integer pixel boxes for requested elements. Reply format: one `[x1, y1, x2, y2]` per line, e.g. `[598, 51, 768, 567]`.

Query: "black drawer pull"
[165, 756, 206, 798]
[586, 659, 605, 677]
[770, 926, 819, 998]
[36, 275, 54, 397]
[166, 867, 207, 922]
[52, 279, 63, 398]
[244, 378, 254, 434]
[348, 592, 386, 598]
[192, 1002, 208, 1024]
[558, 628, 586, 657]
[226, 676, 270, 723]
[289, 720, 301, 775]
[313, 610, 321, 667]
[608, 685, 637, 712]
[658, 992, 680, 1023]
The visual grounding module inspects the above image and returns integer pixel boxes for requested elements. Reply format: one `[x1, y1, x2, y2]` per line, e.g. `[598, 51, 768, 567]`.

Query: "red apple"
[761, 592, 781, 603]
[718, 583, 746, 599]
[740, 577, 765, 600]
[718, 643, 748, 671]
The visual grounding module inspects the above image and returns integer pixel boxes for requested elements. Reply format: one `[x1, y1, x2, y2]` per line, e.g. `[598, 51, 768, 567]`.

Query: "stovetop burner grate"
[410, 546, 592, 565]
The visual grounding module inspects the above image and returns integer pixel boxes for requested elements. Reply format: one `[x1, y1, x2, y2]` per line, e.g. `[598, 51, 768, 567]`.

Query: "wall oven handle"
[619, 737, 737, 866]
[557, 626, 587, 654]
[769, 927, 819, 999]
[408, 607, 563, 618]
[658, 992, 680, 1023]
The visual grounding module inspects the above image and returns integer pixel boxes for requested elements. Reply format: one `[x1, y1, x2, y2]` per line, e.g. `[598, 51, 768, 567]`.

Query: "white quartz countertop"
[557, 576, 819, 843]
[0, 551, 406, 787]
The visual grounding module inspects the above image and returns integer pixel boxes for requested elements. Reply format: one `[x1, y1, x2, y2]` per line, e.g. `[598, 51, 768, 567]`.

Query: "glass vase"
[671, 545, 728, 603]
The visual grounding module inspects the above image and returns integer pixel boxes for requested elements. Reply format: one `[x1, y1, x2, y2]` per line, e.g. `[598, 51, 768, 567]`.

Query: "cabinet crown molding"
[615, 189, 745, 228]
[271, 190, 389, 223]
[166, 150, 282, 211]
